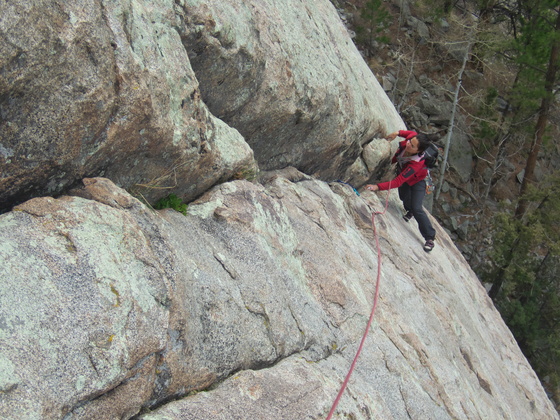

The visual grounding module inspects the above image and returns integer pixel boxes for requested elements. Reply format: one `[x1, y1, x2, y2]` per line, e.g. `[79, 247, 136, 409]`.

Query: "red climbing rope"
[326, 186, 390, 419]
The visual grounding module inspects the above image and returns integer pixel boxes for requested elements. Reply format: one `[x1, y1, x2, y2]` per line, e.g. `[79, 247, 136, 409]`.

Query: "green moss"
[153, 194, 188, 216]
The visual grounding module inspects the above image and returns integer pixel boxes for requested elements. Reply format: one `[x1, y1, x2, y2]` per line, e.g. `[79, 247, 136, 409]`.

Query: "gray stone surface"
[0, 176, 557, 419]
[0, 0, 557, 418]
[0, 0, 256, 210]
[179, 0, 403, 181]
[0, 0, 402, 211]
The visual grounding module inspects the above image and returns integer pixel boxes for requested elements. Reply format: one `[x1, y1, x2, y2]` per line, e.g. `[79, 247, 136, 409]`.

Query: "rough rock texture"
[0, 180, 171, 419]
[0, 0, 256, 211]
[179, 0, 403, 179]
[1, 0, 557, 418]
[0, 0, 401, 212]
[0, 176, 557, 419]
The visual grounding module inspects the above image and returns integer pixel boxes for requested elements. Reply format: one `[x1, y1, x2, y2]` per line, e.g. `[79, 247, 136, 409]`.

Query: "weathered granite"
[178, 0, 403, 180]
[0, 0, 556, 418]
[0, 176, 556, 419]
[1, 0, 257, 211]
[0, 0, 401, 211]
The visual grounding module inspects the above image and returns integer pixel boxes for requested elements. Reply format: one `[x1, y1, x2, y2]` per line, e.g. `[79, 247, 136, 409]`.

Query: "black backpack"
[422, 143, 440, 168]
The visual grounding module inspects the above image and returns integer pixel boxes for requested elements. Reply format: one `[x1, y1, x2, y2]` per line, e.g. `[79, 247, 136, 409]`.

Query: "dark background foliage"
[335, 0, 560, 406]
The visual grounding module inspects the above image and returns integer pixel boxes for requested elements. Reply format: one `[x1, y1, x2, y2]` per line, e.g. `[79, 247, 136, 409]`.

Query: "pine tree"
[481, 0, 560, 290]
[515, 4, 560, 218]
[475, 0, 560, 399]
[487, 171, 560, 392]
[354, 0, 391, 57]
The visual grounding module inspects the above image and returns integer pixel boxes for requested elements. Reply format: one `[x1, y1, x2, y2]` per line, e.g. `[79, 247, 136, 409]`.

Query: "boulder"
[416, 91, 454, 126]
[0, 180, 170, 419]
[0, 0, 255, 211]
[0, 0, 403, 212]
[361, 137, 394, 180]
[401, 105, 430, 128]
[406, 16, 430, 43]
[447, 123, 473, 183]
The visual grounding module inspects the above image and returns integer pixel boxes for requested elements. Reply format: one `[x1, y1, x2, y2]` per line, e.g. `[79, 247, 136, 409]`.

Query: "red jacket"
[377, 130, 428, 191]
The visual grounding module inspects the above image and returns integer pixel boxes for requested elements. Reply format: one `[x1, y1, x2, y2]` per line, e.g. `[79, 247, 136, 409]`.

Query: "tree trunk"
[488, 235, 521, 300]
[488, 273, 504, 300]
[515, 10, 560, 219]
[435, 36, 472, 200]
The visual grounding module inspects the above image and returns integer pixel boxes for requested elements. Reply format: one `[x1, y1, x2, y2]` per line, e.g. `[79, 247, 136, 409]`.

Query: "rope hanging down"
[326, 183, 391, 419]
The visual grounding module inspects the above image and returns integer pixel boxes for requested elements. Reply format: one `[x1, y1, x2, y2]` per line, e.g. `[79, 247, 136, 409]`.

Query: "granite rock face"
[0, 176, 557, 419]
[0, 0, 401, 212]
[1, 0, 557, 418]
[179, 0, 403, 179]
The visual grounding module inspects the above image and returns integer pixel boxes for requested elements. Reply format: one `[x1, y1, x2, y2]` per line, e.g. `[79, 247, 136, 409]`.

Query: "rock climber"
[365, 130, 436, 252]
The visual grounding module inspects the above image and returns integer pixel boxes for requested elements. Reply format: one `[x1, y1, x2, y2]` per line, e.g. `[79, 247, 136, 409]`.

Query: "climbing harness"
[326, 182, 391, 419]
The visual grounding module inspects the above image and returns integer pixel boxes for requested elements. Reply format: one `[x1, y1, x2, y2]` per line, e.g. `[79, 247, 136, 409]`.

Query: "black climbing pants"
[398, 180, 436, 241]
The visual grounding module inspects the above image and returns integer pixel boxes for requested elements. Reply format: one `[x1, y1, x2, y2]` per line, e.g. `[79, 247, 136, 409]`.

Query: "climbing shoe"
[403, 211, 413, 222]
[423, 239, 435, 252]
